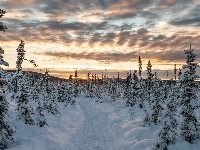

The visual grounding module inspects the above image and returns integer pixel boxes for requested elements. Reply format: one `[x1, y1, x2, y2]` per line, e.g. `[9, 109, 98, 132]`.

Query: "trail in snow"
[67, 99, 120, 150]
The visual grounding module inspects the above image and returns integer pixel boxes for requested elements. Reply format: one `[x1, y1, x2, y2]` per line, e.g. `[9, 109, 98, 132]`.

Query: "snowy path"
[67, 99, 120, 150]
[8, 97, 156, 150]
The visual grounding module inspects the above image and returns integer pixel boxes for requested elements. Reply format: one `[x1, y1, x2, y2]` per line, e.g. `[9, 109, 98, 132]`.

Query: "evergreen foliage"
[43, 69, 60, 115]
[16, 85, 35, 125]
[0, 8, 16, 149]
[146, 72, 164, 125]
[156, 84, 179, 148]
[138, 56, 142, 79]
[179, 46, 200, 143]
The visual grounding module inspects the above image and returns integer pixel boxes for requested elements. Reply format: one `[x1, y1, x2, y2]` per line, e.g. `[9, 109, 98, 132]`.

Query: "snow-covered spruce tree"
[143, 60, 154, 125]
[146, 60, 154, 89]
[123, 71, 131, 100]
[86, 72, 92, 97]
[138, 56, 142, 79]
[0, 90, 16, 149]
[144, 60, 154, 107]
[136, 78, 146, 109]
[110, 77, 117, 102]
[156, 84, 179, 149]
[64, 78, 76, 106]
[43, 69, 60, 115]
[0, 8, 16, 149]
[0, 8, 7, 33]
[14, 40, 35, 125]
[30, 75, 43, 102]
[14, 40, 37, 93]
[0, 14, 10, 89]
[178, 68, 182, 80]
[73, 70, 79, 97]
[0, 57, 16, 148]
[35, 100, 48, 127]
[66, 82, 75, 106]
[16, 85, 35, 125]
[28, 75, 48, 127]
[14, 40, 25, 93]
[174, 64, 177, 81]
[136, 56, 146, 108]
[145, 72, 164, 125]
[179, 46, 200, 143]
[94, 80, 103, 103]
[16, 40, 25, 72]
[57, 81, 68, 102]
[156, 121, 171, 150]
[0, 47, 9, 67]
[116, 72, 122, 98]
[126, 70, 140, 109]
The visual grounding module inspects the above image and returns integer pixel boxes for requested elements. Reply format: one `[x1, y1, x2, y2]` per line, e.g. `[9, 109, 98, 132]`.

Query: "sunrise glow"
[1, 0, 200, 79]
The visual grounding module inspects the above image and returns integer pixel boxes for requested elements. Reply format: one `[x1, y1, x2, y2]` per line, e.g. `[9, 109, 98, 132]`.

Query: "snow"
[4, 95, 200, 150]
[4, 97, 150, 150]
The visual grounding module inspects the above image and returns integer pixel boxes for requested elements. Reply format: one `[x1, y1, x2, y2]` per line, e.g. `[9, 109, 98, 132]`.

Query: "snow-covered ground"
[7, 97, 200, 150]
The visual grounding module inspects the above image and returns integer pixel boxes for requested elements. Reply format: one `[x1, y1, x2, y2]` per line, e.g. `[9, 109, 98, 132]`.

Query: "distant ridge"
[5, 70, 66, 81]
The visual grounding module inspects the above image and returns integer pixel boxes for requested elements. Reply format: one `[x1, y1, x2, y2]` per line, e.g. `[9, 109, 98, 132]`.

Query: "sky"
[0, 0, 200, 79]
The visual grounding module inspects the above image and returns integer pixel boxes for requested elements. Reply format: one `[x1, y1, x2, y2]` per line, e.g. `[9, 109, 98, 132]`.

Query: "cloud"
[170, 17, 200, 26]
[137, 28, 149, 35]
[158, 0, 179, 7]
[168, 2, 200, 26]
[2, 0, 36, 6]
[33, 51, 138, 63]
[1, 0, 200, 62]
[33, 44, 200, 64]
[2, 12, 200, 54]
[105, 11, 137, 20]
[116, 31, 130, 45]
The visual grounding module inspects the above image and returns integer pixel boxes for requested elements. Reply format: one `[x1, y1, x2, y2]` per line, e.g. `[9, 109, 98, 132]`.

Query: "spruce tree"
[146, 60, 154, 86]
[57, 81, 68, 102]
[43, 69, 60, 115]
[110, 77, 117, 102]
[174, 64, 177, 81]
[138, 56, 142, 79]
[0, 47, 8, 67]
[0, 8, 16, 149]
[94, 82, 103, 102]
[178, 68, 182, 80]
[66, 83, 75, 106]
[16, 85, 35, 125]
[146, 72, 164, 125]
[143, 60, 155, 125]
[16, 40, 25, 72]
[73, 70, 79, 97]
[156, 121, 171, 150]
[179, 46, 200, 143]
[0, 90, 16, 149]
[0, 9, 7, 33]
[124, 71, 131, 101]
[145, 60, 154, 104]
[86, 72, 91, 97]
[156, 84, 179, 149]
[29, 75, 48, 127]
[35, 100, 48, 127]
[126, 70, 140, 109]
